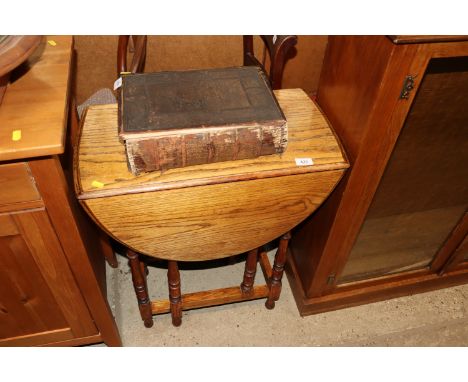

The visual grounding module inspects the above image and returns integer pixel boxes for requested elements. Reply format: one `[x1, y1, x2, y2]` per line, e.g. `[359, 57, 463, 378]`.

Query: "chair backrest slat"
[117, 35, 298, 89]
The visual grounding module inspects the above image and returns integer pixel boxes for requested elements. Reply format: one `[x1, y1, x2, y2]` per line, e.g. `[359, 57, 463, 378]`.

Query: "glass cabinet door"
[338, 56, 468, 284]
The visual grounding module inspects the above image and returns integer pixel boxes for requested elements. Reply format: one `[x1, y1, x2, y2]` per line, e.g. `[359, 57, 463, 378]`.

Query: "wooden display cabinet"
[287, 36, 468, 315]
[0, 36, 121, 346]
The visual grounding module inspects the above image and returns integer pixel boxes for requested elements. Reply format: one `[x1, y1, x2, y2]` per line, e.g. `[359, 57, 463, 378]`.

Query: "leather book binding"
[118, 66, 287, 175]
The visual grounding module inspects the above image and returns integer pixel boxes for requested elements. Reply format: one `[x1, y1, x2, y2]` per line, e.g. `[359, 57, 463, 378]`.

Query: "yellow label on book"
[91, 180, 105, 188]
[47, 40, 57, 46]
[12, 130, 22, 141]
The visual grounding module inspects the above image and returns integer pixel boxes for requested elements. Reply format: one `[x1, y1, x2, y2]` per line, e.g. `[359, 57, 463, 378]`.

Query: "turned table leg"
[168, 260, 182, 327]
[100, 232, 118, 268]
[240, 248, 258, 295]
[127, 249, 153, 328]
[265, 232, 291, 310]
[140, 262, 149, 295]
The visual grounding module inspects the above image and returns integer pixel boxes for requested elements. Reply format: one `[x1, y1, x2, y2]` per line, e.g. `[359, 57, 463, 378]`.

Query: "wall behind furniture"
[73, 35, 328, 105]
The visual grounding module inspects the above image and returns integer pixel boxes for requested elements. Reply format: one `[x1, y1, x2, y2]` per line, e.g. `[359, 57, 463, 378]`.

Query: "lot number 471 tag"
[295, 158, 314, 166]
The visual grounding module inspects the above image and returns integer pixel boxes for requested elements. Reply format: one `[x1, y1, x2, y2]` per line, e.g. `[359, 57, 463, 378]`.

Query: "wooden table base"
[127, 250, 153, 328]
[126, 232, 291, 328]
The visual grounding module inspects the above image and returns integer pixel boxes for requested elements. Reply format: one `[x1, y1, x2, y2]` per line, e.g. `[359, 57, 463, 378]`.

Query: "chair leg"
[168, 260, 182, 327]
[265, 231, 291, 310]
[127, 249, 153, 328]
[240, 248, 258, 295]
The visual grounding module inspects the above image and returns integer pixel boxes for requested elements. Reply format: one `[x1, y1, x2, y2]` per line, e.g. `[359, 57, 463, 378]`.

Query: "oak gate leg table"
[74, 89, 349, 328]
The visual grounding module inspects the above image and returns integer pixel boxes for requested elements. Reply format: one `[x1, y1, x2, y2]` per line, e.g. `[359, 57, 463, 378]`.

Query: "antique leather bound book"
[118, 66, 287, 175]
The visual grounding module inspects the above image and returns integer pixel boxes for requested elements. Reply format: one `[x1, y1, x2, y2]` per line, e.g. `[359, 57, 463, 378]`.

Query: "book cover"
[119, 66, 287, 174]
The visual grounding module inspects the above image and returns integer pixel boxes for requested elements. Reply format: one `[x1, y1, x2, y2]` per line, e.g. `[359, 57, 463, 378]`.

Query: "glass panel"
[339, 56, 468, 284]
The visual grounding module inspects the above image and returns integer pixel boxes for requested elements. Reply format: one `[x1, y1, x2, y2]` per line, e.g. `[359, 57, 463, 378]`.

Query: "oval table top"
[74, 89, 349, 261]
[75, 89, 348, 199]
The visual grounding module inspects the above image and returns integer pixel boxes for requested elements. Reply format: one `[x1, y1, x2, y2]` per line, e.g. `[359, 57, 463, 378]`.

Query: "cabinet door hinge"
[399, 75, 417, 99]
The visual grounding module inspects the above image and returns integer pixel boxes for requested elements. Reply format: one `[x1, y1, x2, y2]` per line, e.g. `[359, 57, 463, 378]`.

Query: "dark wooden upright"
[266, 232, 291, 309]
[117, 35, 147, 75]
[287, 36, 468, 316]
[241, 248, 259, 295]
[167, 261, 182, 327]
[243, 35, 298, 90]
[127, 250, 153, 328]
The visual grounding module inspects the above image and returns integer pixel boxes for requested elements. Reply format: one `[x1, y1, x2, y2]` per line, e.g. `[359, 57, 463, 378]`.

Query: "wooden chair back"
[243, 35, 298, 90]
[117, 35, 147, 75]
[117, 35, 297, 89]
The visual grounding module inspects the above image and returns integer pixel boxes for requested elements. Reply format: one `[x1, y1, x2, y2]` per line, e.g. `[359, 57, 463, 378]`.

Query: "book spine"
[125, 123, 287, 175]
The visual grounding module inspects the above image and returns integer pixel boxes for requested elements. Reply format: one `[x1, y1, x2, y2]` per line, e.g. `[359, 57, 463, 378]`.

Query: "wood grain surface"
[293, 38, 431, 297]
[29, 156, 122, 346]
[388, 35, 468, 44]
[0, 36, 72, 161]
[287, 36, 468, 315]
[75, 89, 348, 261]
[0, 35, 121, 347]
[0, 162, 42, 211]
[0, 214, 69, 342]
[0, 328, 73, 347]
[84, 170, 343, 261]
[316, 36, 394, 160]
[151, 285, 270, 314]
[0, 209, 98, 344]
[76, 89, 347, 199]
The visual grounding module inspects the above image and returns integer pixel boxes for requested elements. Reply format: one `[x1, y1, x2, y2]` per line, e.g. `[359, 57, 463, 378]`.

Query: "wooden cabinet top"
[388, 35, 468, 44]
[75, 89, 349, 200]
[0, 36, 72, 162]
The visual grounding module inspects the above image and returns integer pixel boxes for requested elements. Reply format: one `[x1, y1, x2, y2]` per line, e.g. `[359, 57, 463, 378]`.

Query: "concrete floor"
[106, 251, 468, 346]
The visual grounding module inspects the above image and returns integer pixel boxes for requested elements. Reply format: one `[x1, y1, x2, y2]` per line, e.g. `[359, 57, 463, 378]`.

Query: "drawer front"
[0, 162, 42, 211]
